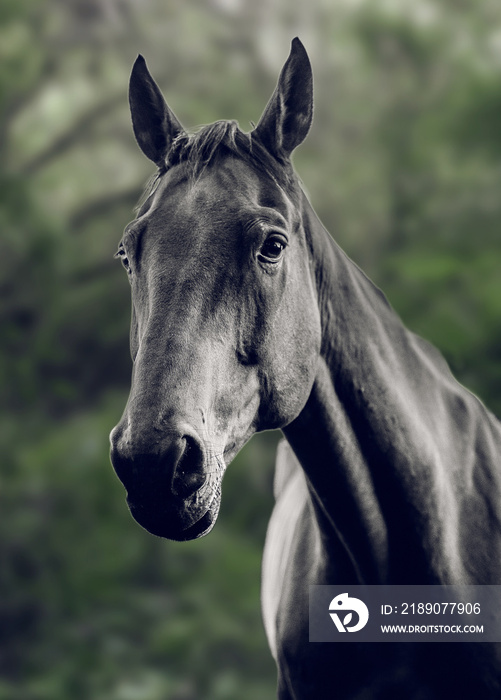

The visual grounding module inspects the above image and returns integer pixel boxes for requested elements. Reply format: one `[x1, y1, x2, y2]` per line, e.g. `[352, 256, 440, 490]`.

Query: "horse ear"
[253, 38, 313, 159]
[129, 55, 185, 167]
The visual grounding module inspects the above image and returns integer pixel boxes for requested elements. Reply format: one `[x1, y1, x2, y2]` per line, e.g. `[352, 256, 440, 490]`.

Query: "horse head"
[110, 39, 321, 541]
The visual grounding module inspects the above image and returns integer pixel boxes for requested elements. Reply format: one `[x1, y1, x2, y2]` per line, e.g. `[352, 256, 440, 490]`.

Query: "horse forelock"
[135, 120, 298, 215]
[167, 120, 242, 174]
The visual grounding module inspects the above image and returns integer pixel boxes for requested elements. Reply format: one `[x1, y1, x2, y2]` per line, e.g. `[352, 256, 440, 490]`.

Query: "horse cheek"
[266, 283, 321, 428]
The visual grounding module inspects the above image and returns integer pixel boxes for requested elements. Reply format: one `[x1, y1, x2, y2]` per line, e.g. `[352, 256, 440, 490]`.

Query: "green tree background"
[1, 1, 500, 698]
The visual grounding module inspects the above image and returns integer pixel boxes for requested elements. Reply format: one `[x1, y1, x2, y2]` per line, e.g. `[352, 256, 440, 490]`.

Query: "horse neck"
[283, 192, 501, 585]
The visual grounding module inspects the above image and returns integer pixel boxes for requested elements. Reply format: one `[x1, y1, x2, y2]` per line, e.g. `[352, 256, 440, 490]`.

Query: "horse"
[109, 39, 501, 698]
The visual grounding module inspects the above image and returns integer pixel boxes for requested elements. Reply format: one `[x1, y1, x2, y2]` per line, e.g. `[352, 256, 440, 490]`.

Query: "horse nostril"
[171, 433, 206, 498]
[110, 423, 207, 500]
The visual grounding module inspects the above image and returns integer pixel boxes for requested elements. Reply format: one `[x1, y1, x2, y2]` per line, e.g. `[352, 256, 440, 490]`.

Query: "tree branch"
[18, 93, 124, 176]
[69, 186, 140, 232]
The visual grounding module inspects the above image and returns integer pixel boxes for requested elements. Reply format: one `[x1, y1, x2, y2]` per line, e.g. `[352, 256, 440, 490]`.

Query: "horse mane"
[136, 120, 297, 213]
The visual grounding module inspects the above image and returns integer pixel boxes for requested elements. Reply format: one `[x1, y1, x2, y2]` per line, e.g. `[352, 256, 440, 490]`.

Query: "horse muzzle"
[109, 422, 222, 540]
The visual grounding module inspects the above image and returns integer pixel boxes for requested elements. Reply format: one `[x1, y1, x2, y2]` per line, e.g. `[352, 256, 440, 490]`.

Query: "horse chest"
[262, 449, 501, 699]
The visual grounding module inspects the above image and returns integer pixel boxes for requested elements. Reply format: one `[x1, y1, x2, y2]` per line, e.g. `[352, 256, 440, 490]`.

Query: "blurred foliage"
[1, 0, 500, 698]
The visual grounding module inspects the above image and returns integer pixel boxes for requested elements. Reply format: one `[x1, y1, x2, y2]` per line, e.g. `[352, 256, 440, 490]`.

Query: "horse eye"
[115, 244, 131, 274]
[258, 235, 287, 263]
